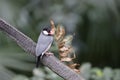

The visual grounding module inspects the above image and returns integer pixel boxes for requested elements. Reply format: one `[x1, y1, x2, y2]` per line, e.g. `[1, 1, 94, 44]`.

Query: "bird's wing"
[36, 33, 53, 57]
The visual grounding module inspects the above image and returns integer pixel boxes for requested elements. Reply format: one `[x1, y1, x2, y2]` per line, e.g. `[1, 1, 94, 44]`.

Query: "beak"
[50, 29, 55, 35]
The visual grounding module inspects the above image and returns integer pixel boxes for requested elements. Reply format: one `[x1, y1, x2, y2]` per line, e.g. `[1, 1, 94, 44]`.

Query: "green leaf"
[0, 66, 16, 80]
[12, 75, 29, 80]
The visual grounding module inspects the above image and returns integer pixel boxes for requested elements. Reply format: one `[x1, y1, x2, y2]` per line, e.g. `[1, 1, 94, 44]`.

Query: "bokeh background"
[0, 0, 120, 80]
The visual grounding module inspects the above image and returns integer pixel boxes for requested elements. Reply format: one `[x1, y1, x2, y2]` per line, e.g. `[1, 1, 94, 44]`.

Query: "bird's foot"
[45, 52, 54, 56]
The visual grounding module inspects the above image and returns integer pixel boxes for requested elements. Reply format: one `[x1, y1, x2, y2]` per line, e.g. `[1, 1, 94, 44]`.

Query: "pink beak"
[49, 29, 55, 35]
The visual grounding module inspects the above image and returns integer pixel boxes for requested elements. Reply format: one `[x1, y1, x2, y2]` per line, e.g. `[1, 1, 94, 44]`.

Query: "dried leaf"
[52, 20, 80, 73]
[61, 57, 73, 62]
[50, 20, 56, 31]
[73, 69, 80, 73]
[68, 63, 80, 69]
[59, 46, 69, 51]
[59, 52, 68, 57]
[71, 51, 76, 59]
[59, 47, 74, 56]
[55, 25, 65, 42]
[55, 25, 60, 38]
[50, 20, 56, 35]
[62, 35, 73, 43]
[58, 42, 65, 48]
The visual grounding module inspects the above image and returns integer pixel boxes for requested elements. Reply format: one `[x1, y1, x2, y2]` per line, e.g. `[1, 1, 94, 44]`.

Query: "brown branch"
[0, 19, 85, 80]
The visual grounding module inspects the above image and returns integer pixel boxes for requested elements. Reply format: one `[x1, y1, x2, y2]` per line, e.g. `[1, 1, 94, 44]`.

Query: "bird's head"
[42, 27, 55, 36]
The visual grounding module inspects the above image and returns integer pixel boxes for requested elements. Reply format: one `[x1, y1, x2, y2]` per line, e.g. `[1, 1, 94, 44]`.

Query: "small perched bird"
[36, 27, 54, 67]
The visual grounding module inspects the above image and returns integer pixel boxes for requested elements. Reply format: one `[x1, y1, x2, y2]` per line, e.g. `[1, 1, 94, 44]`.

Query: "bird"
[36, 27, 54, 67]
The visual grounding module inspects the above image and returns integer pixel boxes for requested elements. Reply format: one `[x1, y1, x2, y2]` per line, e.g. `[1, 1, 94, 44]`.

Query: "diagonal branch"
[0, 19, 85, 80]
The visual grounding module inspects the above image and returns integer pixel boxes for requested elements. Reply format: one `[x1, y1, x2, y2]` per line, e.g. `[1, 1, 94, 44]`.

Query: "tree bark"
[0, 19, 85, 80]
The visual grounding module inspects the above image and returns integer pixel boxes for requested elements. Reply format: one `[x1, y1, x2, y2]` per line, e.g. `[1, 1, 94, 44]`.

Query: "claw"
[45, 52, 54, 56]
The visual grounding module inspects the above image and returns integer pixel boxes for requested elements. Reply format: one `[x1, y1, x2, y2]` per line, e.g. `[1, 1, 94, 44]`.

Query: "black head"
[42, 27, 51, 36]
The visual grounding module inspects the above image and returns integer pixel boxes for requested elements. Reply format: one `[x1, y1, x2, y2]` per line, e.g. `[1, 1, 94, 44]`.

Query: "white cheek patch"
[43, 31, 49, 35]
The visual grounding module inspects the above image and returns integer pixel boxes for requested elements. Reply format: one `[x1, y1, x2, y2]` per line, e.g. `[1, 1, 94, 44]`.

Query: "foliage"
[0, 0, 120, 67]
[0, 0, 120, 80]
[80, 63, 120, 80]
[0, 48, 35, 80]
[12, 63, 120, 80]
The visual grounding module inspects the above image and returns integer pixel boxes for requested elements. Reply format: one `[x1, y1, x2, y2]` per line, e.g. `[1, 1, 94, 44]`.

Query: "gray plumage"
[36, 31, 53, 57]
[35, 29, 53, 67]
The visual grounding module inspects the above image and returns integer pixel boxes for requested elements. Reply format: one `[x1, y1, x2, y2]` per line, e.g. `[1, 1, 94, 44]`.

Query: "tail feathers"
[36, 56, 41, 68]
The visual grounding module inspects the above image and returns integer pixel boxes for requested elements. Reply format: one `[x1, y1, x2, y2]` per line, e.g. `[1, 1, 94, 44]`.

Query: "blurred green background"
[0, 0, 120, 80]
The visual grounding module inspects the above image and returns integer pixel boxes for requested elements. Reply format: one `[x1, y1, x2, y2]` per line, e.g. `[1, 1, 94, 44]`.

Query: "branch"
[0, 19, 85, 80]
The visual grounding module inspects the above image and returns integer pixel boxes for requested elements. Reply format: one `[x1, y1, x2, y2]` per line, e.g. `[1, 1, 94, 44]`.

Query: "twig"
[0, 19, 85, 80]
